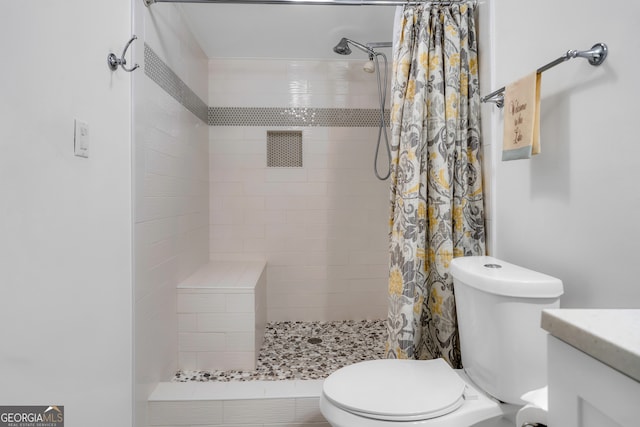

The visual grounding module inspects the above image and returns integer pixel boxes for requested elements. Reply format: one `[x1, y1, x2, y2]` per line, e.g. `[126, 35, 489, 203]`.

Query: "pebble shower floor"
[173, 319, 386, 382]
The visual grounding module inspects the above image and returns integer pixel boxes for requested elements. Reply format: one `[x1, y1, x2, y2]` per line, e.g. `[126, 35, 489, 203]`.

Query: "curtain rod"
[144, 0, 472, 6]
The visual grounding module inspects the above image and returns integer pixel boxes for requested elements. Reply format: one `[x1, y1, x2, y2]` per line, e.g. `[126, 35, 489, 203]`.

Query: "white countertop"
[541, 309, 640, 382]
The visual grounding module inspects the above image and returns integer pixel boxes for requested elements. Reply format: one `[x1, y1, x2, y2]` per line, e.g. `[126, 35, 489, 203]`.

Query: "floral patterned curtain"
[385, 2, 485, 368]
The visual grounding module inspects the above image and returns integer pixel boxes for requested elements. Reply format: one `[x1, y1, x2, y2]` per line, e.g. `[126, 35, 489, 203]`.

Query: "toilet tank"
[451, 256, 563, 405]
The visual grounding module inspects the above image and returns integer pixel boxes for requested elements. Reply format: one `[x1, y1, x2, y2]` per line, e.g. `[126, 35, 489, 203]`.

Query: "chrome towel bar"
[481, 42, 608, 108]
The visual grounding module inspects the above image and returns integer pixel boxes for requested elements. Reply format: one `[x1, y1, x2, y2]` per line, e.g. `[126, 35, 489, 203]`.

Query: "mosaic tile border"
[208, 107, 390, 127]
[144, 43, 390, 127]
[144, 43, 208, 123]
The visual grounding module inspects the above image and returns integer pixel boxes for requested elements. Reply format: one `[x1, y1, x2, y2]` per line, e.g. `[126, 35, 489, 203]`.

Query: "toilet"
[319, 256, 563, 426]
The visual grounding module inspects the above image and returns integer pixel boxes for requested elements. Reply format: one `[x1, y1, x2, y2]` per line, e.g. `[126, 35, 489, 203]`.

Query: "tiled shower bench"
[149, 260, 329, 427]
[177, 260, 267, 371]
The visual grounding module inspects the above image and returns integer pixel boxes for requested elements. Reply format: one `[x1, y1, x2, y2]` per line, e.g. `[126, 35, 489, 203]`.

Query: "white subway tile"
[177, 293, 225, 313]
[322, 279, 352, 293]
[197, 313, 255, 332]
[265, 168, 308, 183]
[210, 224, 264, 241]
[285, 182, 327, 196]
[265, 223, 328, 241]
[303, 140, 330, 154]
[178, 211, 209, 233]
[145, 148, 181, 177]
[262, 381, 298, 399]
[242, 238, 267, 254]
[225, 332, 255, 351]
[145, 237, 178, 270]
[148, 382, 196, 401]
[244, 210, 288, 225]
[294, 379, 324, 397]
[209, 126, 244, 141]
[267, 279, 336, 295]
[194, 351, 224, 371]
[137, 196, 180, 222]
[210, 182, 244, 197]
[267, 251, 328, 267]
[136, 257, 179, 301]
[267, 266, 327, 282]
[211, 167, 266, 184]
[148, 400, 223, 426]
[210, 208, 245, 225]
[267, 307, 327, 322]
[209, 237, 245, 254]
[179, 332, 225, 352]
[269, 196, 331, 211]
[295, 397, 325, 423]
[178, 313, 198, 332]
[223, 399, 296, 424]
[220, 196, 265, 211]
[210, 139, 265, 155]
[197, 351, 255, 371]
[282, 210, 322, 225]
[244, 181, 289, 197]
[268, 292, 327, 309]
[225, 293, 255, 313]
[178, 351, 197, 371]
[211, 153, 265, 170]
[343, 264, 389, 279]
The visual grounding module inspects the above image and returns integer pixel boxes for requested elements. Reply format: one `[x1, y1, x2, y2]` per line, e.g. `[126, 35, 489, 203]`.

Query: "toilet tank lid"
[451, 256, 563, 298]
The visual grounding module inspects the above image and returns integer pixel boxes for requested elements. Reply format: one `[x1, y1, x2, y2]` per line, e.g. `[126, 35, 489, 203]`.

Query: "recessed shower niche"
[267, 130, 303, 168]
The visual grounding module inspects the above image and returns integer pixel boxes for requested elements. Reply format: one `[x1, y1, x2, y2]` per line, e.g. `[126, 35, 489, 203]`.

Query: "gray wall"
[488, 0, 640, 308]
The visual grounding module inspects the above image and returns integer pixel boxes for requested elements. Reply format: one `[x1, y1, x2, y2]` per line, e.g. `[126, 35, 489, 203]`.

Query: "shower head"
[333, 38, 352, 55]
[333, 38, 375, 56]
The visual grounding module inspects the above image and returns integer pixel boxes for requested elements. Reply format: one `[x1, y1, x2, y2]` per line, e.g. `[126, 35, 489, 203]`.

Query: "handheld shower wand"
[333, 37, 391, 181]
[363, 54, 376, 73]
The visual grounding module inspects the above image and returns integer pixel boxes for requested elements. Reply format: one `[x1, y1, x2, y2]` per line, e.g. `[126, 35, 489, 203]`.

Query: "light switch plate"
[74, 119, 89, 158]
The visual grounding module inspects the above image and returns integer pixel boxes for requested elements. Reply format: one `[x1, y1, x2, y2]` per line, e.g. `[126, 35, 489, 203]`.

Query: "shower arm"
[350, 40, 392, 55]
[346, 39, 376, 56]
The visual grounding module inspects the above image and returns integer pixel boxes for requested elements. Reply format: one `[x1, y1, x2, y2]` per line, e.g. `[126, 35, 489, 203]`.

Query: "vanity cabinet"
[542, 309, 640, 427]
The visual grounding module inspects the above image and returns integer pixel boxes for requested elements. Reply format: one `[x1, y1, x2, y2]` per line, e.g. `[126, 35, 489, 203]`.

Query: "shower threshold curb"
[149, 378, 324, 401]
[147, 380, 327, 426]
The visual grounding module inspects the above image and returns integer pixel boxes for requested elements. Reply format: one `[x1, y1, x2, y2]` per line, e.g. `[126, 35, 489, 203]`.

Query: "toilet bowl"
[320, 256, 563, 427]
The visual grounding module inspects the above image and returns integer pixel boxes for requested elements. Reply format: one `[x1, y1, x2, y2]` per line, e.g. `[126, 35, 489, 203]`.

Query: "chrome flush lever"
[108, 35, 139, 72]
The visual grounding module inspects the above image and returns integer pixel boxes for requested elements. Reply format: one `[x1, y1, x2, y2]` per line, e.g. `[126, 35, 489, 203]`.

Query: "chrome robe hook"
[108, 35, 139, 72]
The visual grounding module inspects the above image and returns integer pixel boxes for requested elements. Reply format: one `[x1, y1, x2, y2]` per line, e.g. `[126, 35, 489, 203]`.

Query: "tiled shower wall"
[209, 59, 390, 321]
[133, 4, 209, 426]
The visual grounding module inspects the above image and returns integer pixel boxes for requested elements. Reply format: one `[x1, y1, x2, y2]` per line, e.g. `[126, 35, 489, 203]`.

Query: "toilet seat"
[322, 358, 465, 422]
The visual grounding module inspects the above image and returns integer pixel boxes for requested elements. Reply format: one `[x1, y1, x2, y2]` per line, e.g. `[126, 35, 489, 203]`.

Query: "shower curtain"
[385, 2, 485, 368]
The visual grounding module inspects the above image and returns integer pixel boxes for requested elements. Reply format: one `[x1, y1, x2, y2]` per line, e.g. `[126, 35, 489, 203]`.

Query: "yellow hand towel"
[502, 72, 541, 161]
